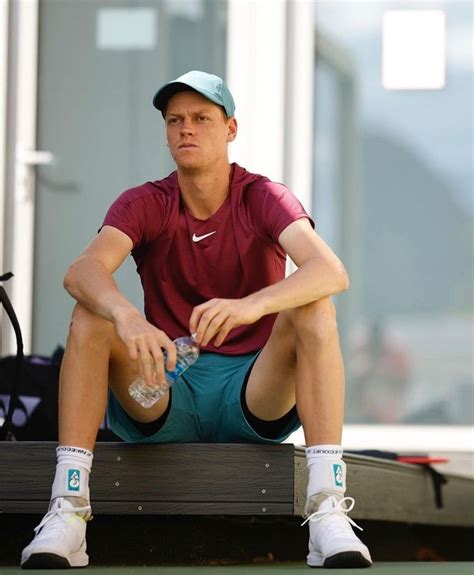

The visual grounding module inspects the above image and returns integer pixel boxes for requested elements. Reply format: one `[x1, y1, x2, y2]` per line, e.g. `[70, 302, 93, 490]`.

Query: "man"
[21, 71, 372, 569]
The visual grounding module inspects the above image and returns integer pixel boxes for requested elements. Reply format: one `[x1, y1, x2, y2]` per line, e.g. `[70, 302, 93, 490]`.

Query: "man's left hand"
[189, 297, 263, 347]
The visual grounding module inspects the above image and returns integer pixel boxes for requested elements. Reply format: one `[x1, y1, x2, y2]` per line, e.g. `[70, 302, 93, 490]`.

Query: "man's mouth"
[179, 143, 198, 149]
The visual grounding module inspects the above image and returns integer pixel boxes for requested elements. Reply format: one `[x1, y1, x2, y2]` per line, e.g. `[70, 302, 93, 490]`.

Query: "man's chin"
[172, 152, 198, 167]
[176, 160, 201, 170]
[175, 155, 214, 171]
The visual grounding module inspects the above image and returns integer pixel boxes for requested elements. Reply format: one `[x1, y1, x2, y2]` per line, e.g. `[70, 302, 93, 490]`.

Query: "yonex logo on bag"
[67, 469, 81, 492]
[333, 464, 343, 487]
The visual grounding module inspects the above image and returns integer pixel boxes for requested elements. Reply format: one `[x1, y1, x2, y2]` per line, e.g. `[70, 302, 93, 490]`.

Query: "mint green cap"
[153, 70, 235, 118]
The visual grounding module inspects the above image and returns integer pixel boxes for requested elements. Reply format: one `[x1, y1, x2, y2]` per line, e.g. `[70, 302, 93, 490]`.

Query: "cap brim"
[153, 82, 231, 117]
[152, 82, 199, 115]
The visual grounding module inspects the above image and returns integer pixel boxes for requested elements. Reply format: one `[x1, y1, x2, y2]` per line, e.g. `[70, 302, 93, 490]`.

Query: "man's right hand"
[114, 309, 177, 387]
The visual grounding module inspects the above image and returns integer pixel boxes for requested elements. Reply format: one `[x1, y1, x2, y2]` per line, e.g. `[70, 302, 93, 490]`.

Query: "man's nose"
[180, 118, 194, 134]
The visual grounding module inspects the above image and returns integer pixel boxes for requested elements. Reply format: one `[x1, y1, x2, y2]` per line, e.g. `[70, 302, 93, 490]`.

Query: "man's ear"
[227, 118, 238, 142]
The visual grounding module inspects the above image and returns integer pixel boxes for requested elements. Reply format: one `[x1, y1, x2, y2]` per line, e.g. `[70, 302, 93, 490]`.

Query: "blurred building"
[0, 0, 472, 452]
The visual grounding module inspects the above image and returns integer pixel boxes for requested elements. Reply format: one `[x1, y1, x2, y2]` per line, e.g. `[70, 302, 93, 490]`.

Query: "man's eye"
[198, 116, 209, 122]
[168, 118, 179, 125]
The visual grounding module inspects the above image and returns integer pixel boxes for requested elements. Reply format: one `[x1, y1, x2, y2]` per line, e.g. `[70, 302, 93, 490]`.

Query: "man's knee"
[68, 304, 116, 347]
[292, 297, 339, 345]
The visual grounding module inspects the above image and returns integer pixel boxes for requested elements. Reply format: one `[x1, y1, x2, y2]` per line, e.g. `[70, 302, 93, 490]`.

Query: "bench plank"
[0, 442, 294, 514]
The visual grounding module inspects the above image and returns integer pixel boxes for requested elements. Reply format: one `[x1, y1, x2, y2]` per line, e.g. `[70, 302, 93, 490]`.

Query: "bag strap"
[0, 272, 24, 441]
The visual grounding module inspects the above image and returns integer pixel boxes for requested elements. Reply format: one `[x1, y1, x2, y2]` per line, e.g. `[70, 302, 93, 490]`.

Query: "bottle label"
[164, 337, 199, 383]
[129, 336, 199, 407]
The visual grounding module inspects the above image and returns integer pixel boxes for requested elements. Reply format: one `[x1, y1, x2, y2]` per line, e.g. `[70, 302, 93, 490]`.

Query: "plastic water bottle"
[128, 335, 199, 408]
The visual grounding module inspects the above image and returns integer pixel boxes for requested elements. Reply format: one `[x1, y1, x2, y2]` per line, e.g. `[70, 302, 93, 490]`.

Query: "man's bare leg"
[21, 304, 170, 569]
[246, 296, 344, 444]
[59, 304, 170, 450]
[245, 296, 371, 568]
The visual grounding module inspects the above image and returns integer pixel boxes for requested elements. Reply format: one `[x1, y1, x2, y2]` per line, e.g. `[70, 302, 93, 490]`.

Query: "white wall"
[0, 0, 9, 354]
[226, 0, 315, 210]
[0, 0, 8, 281]
[226, 0, 287, 183]
[227, 0, 315, 274]
[284, 0, 315, 213]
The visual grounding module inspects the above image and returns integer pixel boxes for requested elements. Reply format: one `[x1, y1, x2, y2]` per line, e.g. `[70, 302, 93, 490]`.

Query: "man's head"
[153, 70, 235, 119]
[154, 71, 237, 171]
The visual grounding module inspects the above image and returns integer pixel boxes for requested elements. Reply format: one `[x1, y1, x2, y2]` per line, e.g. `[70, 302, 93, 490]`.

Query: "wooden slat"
[0, 442, 295, 514]
[1, 500, 293, 515]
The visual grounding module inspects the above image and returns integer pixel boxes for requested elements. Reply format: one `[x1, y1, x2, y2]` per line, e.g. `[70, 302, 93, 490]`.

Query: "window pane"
[314, 1, 473, 425]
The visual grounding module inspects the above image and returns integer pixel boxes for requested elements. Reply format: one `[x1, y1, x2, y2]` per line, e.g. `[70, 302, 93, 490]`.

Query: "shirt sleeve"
[102, 183, 166, 249]
[252, 181, 315, 243]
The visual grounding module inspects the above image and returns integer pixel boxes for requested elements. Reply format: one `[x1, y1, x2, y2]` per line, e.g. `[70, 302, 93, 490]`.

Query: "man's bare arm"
[64, 225, 136, 322]
[190, 218, 349, 346]
[64, 225, 176, 382]
[248, 217, 349, 316]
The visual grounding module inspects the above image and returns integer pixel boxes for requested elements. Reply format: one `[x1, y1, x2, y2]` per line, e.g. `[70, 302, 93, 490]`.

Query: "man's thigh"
[245, 310, 298, 421]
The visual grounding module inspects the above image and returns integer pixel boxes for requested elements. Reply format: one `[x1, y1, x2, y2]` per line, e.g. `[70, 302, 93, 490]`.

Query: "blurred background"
[0, 0, 472, 458]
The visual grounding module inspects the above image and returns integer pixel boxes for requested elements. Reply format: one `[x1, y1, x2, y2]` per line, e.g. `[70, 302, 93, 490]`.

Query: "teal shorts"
[107, 351, 301, 444]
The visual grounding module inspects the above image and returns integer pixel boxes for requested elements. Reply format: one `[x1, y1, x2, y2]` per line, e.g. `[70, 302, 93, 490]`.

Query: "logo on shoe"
[68, 469, 81, 492]
[333, 464, 343, 487]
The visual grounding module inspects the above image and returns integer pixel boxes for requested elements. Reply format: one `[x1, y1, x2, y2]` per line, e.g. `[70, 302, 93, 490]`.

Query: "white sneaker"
[21, 498, 91, 569]
[302, 495, 372, 568]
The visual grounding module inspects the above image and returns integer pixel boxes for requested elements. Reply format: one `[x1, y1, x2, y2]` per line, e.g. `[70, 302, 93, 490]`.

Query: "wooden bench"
[0, 442, 473, 527]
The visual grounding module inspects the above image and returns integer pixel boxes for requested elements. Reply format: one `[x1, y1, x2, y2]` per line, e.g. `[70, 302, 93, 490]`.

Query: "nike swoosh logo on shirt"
[192, 231, 217, 242]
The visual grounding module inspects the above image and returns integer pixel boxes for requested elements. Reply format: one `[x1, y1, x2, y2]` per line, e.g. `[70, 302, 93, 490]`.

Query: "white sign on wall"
[383, 10, 446, 90]
[96, 8, 157, 51]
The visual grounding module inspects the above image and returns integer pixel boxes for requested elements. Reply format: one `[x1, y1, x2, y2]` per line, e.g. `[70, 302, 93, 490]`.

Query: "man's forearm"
[63, 256, 140, 324]
[247, 258, 349, 317]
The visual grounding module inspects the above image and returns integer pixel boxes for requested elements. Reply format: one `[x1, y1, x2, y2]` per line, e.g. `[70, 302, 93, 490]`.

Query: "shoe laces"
[34, 500, 92, 536]
[301, 496, 363, 532]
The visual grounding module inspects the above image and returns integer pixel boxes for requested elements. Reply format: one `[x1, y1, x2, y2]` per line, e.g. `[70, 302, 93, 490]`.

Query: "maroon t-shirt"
[103, 163, 313, 355]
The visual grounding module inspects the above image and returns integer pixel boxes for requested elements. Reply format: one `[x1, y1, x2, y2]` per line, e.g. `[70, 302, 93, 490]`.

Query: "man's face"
[165, 90, 237, 170]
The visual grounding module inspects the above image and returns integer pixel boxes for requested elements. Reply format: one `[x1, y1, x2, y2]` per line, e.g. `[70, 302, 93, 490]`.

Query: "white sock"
[51, 446, 93, 515]
[305, 444, 346, 512]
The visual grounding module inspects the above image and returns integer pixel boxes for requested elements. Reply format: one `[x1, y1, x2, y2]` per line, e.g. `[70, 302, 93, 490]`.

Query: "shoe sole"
[308, 550, 372, 568]
[21, 552, 88, 569]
